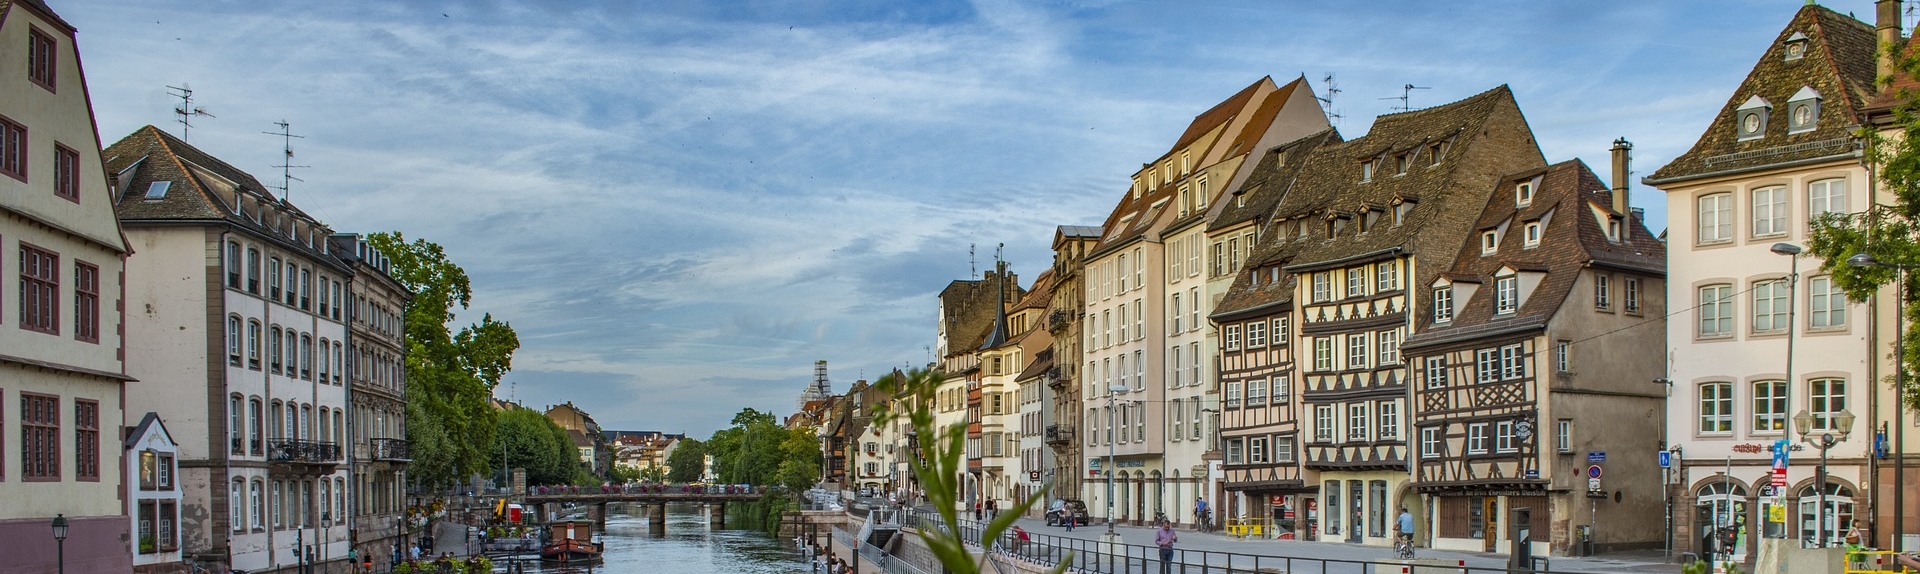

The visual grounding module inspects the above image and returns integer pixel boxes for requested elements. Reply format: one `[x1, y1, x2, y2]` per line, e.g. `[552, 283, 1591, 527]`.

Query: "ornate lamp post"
[51, 514, 68, 574]
[1793, 408, 1856, 547]
[1850, 252, 1910, 549]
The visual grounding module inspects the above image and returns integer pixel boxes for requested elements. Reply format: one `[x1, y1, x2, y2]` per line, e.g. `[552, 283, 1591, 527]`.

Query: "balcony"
[371, 438, 411, 462]
[268, 439, 342, 465]
[1048, 310, 1073, 333]
[231, 437, 243, 456]
[1046, 367, 1066, 390]
[1045, 425, 1074, 446]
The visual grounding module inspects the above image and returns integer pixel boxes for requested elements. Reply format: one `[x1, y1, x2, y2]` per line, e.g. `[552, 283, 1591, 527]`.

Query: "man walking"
[1154, 518, 1179, 574]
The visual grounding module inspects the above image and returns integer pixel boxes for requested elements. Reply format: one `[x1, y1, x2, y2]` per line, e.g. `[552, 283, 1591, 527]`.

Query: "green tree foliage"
[666, 438, 707, 483]
[368, 232, 522, 489]
[773, 426, 823, 492]
[1806, 48, 1920, 410]
[705, 408, 802, 486]
[493, 407, 577, 486]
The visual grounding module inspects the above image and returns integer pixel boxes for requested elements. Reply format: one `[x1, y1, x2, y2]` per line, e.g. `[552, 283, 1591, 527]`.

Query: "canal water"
[517, 503, 812, 574]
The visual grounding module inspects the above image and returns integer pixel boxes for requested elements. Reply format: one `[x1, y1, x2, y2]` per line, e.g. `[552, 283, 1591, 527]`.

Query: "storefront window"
[1798, 483, 1854, 548]
[1369, 481, 1388, 538]
[1696, 482, 1749, 560]
[1324, 481, 1341, 535]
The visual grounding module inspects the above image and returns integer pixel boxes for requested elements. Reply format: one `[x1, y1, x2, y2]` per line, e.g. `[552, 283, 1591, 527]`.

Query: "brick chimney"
[1880, 0, 1903, 82]
[1610, 138, 1632, 219]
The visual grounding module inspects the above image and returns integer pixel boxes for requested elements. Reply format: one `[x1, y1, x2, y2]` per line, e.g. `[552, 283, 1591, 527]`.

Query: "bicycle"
[1394, 533, 1416, 560]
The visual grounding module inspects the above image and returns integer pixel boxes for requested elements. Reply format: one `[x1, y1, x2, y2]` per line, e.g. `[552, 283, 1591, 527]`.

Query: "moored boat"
[540, 520, 602, 563]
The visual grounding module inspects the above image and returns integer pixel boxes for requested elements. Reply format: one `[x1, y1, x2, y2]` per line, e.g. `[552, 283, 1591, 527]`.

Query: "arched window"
[269, 400, 284, 441]
[227, 315, 243, 366]
[1798, 482, 1854, 547]
[250, 480, 264, 531]
[269, 326, 283, 373]
[246, 247, 261, 293]
[1696, 481, 1750, 560]
[229, 394, 243, 454]
[231, 479, 246, 532]
[300, 334, 313, 380]
[247, 320, 262, 370]
[248, 398, 263, 455]
[317, 338, 330, 381]
[226, 241, 242, 288]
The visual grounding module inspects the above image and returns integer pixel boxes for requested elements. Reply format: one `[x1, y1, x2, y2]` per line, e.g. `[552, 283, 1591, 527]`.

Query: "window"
[250, 480, 263, 530]
[1699, 382, 1734, 434]
[1481, 231, 1498, 254]
[1516, 181, 1534, 205]
[248, 398, 262, 454]
[1736, 96, 1771, 141]
[1501, 344, 1525, 379]
[1810, 276, 1847, 328]
[1476, 348, 1499, 384]
[74, 262, 97, 343]
[300, 268, 312, 310]
[1225, 381, 1242, 408]
[285, 262, 297, 306]
[1495, 276, 1517, 314]
[1246, 377, 1267, 406]
[1624, 277, 1641, 313]
[1377, 260, 1399, 291]
[1424, 357, 1448, 389]
[247, 248, 260, 293]
[1225, 325, 1240, 350]
[1189, 287, 1199, 329]
[1753, 186, 1789, 237]
[231, 480, 246, 532]
[268, 257, 282, 300]
[1555, 340, 1570, 373]
[0, 116, 23, 181]
[1698, 193, 1734, 243]
[1273, 374, 1291, 403]
[20, 245, 59, 333]
[1524, 221, 1541, 246]
[1377, 401, 1399, 440]
[1348, 403, 1369, 441]
[1226, 438, 1244, 464]
[1376, 330, 1399, 365]
[1595, 274, 1611, 309]
[1753, 380, 1787, 433]
[1118, 253, 1129, 292]
[1809, 178, 1847, 220]
[75, 399, 98, 481]
[28, 27, 56, 91]
[1313, 272, 1332, 302]
[1274, 438, 1295, 463]
[1117, 305, 1128, 342]
[271, 481, 284, 528]
[1249, 436, 1268, 464]
[1362, 159, 1375, 182]
[1315, 405, 1334, 442]
[247, 321, 261, 370]
[1421, 427, 1441, 458]
[318, 277, 329, 317]
[1810, 378, 1847, 431]
[1495, 420, 1516, 453]
[1133, 247, 1144, 288]
[1273, 317, 1289, 341]
[228, 316, 244, 366]
[1754, 279, 1790, 332]
[22, 393, 59, 480]
[1168, 346, 1182, 387]
[1314, 337, 1333, 371]
[1246, 321, 1266, 347]
[1134, 401, 1146, 442]
[1699, 284, 1734, 337]
[1467, 423, 1488, 454]
[1170, 399, 1183, 440]
[1396, 153, 1410, 175]
[53, 145, 78, 201]
[1556, 419, 1573, 453]
[1433, 287, 1453, 322]
[1787, 89, 1821, 134]
[1347, 266, 1366, 297]
[1347, 336, 1368, 370]
[1170, 293, 1182, 332]
[1133, 349, 1144, 390]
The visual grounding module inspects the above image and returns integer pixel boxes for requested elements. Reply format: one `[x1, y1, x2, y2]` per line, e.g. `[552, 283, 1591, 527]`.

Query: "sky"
[51, 0, 1888, 437]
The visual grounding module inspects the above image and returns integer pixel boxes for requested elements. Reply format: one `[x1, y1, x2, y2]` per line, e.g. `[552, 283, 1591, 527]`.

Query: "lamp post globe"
[51, 514, 67, 574]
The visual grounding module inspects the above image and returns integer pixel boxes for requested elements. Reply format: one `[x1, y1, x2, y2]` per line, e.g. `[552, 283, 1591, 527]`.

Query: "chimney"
[1880, 0, 1903, 82]
[1611, 138, 1633, 238]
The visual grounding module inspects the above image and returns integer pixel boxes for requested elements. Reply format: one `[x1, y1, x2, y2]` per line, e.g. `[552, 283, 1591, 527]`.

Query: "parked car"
[1044, 499, 1088, 527]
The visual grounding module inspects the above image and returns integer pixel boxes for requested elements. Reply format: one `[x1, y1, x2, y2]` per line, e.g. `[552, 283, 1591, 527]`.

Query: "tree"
[773, 426, 823, 492]
[667, 438, 707, 483]
[494, 407, 575, 486]
[706, 408, 791, 486]
[369, 232, 522, 490]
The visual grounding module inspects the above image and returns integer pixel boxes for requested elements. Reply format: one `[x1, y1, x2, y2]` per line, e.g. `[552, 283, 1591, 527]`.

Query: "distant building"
[328, 233, 410, 570]
[547, 402, 609, 475]
[127, 413, 184, 574]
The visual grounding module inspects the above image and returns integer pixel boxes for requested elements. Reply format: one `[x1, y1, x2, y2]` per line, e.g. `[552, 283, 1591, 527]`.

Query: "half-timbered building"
[1223, 86, 1546, 546]
[1402, 156, 1665, 556]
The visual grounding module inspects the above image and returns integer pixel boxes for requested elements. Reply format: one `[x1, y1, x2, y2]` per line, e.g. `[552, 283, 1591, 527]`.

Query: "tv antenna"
[166, 84, 215, 142]
[1315, 73, 1343, 125]
[1380, 84, 1430, 112]
[262, 120, 309, 202]
[969, 244, 977, 279]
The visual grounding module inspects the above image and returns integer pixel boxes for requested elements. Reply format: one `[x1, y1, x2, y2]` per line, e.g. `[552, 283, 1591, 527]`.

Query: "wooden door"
[1483, 498, 1499, 553]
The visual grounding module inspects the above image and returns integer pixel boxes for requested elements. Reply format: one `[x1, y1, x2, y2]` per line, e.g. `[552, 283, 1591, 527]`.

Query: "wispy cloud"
[60, 0, 1847, 435]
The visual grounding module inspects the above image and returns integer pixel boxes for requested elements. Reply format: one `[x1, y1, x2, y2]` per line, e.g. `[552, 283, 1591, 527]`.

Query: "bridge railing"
[524, 483, 769, 497]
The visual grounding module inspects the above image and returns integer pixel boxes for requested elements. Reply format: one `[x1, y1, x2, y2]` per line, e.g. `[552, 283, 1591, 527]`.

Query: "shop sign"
[1448, 490, 1541, 497]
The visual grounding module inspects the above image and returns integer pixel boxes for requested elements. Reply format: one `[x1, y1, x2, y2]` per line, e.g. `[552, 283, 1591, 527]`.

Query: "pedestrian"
[1065, 506, 1076, 532]
[1154, 518, 1179, 574]
[1194, 497, 1209, 531]
[986, 498, 998, 520]
[974, 501, 983, 521]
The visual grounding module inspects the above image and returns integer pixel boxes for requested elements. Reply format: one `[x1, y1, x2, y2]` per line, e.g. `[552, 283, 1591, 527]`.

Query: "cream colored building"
[110, 126, 352, 574]
[0, 1, 134, 572]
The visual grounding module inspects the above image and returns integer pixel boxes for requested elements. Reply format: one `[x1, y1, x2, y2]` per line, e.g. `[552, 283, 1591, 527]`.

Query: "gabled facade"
[1646, 2, 1891, 558]
[934, 267, 1018, 512]
[546, 402, 609, 474]
[127, 413, 184, 573]
[0, 1, 135, 572]
[109, 125, 352, 574]
[1402, 157, 1666, 556]
[1081, 76, 1328, 527]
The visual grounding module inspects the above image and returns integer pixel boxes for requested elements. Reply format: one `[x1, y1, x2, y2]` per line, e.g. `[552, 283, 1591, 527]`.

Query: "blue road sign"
[1587, 452, 1606, 463]
[1659, 451, 1671, 468]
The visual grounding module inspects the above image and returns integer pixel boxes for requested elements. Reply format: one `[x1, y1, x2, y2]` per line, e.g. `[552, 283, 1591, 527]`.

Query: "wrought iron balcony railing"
[267, 439, 342, 464]
[1045, 425, 1074, 445]
[370, 438, 412, 462]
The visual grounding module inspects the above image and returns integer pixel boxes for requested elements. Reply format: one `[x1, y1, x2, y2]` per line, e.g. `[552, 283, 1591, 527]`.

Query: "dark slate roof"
[1057, 225, 1101, 238]
[104, 126, 350, 272]
[1213, 85, 1545, 317]
[1208, 129, 1343, 233]
[122, 412, 174, 449]
[6, 0, 77, 32]
[1404, 160, 1665, 348]
[1647, 4, 1877, 183]
[1015, 347, 1054, 381]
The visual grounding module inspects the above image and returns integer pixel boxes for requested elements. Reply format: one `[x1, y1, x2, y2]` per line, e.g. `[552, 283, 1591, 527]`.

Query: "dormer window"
[1181, 151, 1191, 175]
[1394, 202, 1411, 225]
[1736, 95, 1772, 141]
[1428, 140, 1448, 166]
[1787, 86, 1821, 134]
[1361, 159, 1376, 182]
[1516, 181, 1534, 206]
[1395, 153, 1410, 175]
[1481, 230, 1498, 254]
[1132, 177, 1142, 199]
[1783, 31, 1809, 61]
[1607, 218, 1622, 242]
[1523, 221, 1542, 247]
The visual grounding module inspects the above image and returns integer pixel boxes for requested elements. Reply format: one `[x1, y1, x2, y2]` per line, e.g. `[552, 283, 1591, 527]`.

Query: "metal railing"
[267, 439, 342, 463]
[836, 527, 933, 574]
[371, 438, 411, 461]
[900, 507, 1560, 574]
[1045, 425, 1075, 445]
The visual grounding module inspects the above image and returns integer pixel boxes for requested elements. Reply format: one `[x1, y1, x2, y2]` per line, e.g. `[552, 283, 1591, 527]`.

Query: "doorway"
[1483, 497, 1500, 553]
[1349, 481, 1364, 544]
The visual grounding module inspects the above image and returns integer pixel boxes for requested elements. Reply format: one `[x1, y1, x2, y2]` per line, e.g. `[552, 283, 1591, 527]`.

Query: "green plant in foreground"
[873, 368, 1070, 574]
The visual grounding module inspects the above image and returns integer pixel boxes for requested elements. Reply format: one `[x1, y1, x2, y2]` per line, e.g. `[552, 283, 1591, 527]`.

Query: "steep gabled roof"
[1648, 4, 1877, 183]
[1405, 160, 1664, 347]
[1208, 129, 1343, 233]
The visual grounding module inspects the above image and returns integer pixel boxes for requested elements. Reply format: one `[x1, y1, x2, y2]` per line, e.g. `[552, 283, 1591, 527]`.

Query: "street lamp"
[1768, 243, 1802, 541]
[321, 511, 331, 574]
[51, 514, 68, 574]
[1851, 252, 1910, 550]
[1105, 382, 1128, 535]
[1794, 407, 1856, 547]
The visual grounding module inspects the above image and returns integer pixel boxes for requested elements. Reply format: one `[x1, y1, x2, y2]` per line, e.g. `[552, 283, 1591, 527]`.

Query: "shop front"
[1223, 480, 1316, 539]
[1318, 471, 1411, 546]
[1085, 456, 1163, 525]
[1426, 488, 1550, 555]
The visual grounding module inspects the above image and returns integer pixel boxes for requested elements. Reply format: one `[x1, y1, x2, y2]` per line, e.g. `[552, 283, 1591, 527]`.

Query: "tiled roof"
[1404, 160, 1665, 348]
[1647, 4, 1877, 183]
[1169, 77, 1268, 156]
[1015, 347, 1054, 381]
[1012, 269, 1056, 312]
[6, 0, 76, 32]
[1208, 129, 1343, 233]
[1867, 36, 1917, 114]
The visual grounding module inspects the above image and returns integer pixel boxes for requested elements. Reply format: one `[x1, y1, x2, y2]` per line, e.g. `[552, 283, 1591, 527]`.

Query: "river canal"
[514, 503, 811, 574]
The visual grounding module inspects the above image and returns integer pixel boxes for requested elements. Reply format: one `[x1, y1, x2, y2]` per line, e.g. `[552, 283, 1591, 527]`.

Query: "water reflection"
[510, 503, 810, 574]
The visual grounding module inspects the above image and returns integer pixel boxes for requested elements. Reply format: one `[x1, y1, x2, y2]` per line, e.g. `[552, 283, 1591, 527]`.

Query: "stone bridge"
[521, 489, 765, 530]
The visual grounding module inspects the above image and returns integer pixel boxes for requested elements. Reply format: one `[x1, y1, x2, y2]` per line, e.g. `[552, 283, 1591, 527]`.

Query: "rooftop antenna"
[1379, 84, 1430, 112]
[970, 244, 977, 279]
[262, 120, 309, 202]
[1315, 73, 1344, 125]
[166, 84, 215, 142]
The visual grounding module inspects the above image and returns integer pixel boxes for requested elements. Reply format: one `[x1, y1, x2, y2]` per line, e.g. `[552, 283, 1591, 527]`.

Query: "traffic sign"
[1588, 465, 1604, 479]
[1587, 452, 1607, 463]
[1659, 451, 1671, 468]
[1588, 477, 1602, 491]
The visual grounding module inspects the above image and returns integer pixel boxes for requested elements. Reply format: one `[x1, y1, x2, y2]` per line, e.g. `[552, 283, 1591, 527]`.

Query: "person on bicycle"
[1395, 507, 1416, 557]
[1194, 497, 1209, 531]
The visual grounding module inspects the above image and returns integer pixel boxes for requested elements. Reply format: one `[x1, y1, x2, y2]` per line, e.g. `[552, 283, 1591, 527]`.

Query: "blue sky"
[55, 0, 1879, 436]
